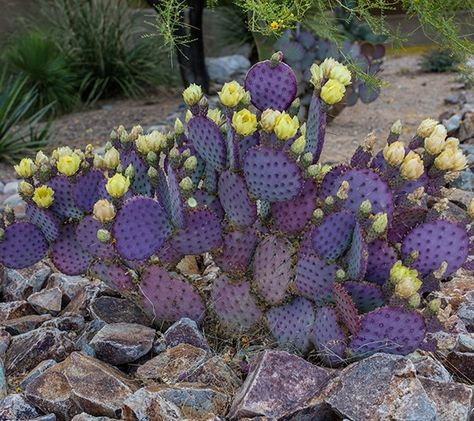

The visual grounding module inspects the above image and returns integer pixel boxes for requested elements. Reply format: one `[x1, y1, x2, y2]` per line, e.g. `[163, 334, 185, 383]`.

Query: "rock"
[123, 383, 228, 420]
[0, 393, 40, 420]
[136, 343, 208, 383]
[62, 285, 100, 317]
[420, 378, 473, 421]
[444, 94, 460, 105]
[3, 181, 19, 195]
[439, 270, 474, 310]
[30, 415, 57, 421]
[3, 263, 51, 301]
[451, 170, 474, 191]
[0, 301, 33, 322]
[229, 350, 331, 420]
[176, 255, 200, 275]
[27, 287, 63, 315]
[20, 359, 57, 390]
[0, 181, 4, 195]
[0, 329, 11, 356]
[457, 302, 474, 332]
[0, 361, 6, 399]
[1, 314, 52, 335]
[46, 274, 91, 302]
[323, 353, 437, 421]
[75, 320, 107, 357]
[25, 352, 138, 420]
[122, 389, 183, 420]
[4, 327, 74, 376]
[42, 313, 85, 332]
[457, 333, 474, 352]
[72, 414, 116, 420]
[90, 296, 151, 326]
[445, 351, 474, 383]
[443, 113, 462, 133]
[206, 55, 251, 83]
[410, 354, 452, 382]
[460, 112, 474, 141]
[154, 317, 210, 353]
[90, 323, 155, 365]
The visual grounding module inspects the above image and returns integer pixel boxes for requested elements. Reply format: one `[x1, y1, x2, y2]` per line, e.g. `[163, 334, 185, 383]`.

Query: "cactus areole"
[3, 53, 472, 365]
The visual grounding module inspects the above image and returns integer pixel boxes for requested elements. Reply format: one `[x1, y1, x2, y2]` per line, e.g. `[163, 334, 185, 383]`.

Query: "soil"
[0, 54, 464, 181]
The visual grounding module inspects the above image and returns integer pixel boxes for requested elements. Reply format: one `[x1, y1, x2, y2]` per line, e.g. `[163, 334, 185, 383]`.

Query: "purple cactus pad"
[401, 219, 469, 278]
[239, 132, 260, 162]
[0, 222, 48, 269]
[25, 204, 61, 242]
[156, 240, 184, 268]
[243, 146, 303, 202]
[254, 235, 294, 304]
[334, 283, 361, 335]
[388, 207, 427, 243]
[187, 116, 227, 171]
[113, 197, 172, 261]
[218, 171, 257, 227]
[121, 149, 152, 196]
[166, 164, 185, 229]
[47, 176, 84, 219]
[305, 94, 327, 162]
[52, 224, 92, 275]
[342, 281, 385, 313]
[72, 170, 107, 212]
[211, 275, 263, 332]
[204, 164, 218, 193]
[365, 239, 397, 285]
[193, 190, 224, 220]
[244, 59, 297, 111]
[351, 307, 426, 356]
[139, 265, 206, 324]
[345, 222, 368, 280]
[318, 165, 350, 199]
[90, 261, 134, 291]
[312, 307, 347, 366]
[266, 297, 315, 353]
[76, 216, 116, 259]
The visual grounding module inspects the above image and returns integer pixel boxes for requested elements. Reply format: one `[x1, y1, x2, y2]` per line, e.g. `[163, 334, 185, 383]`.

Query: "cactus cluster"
[2, 52, 473, 365]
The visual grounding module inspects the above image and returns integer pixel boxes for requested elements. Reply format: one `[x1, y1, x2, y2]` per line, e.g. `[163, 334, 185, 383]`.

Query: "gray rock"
[0, 393, 40, 420]
[0, 361, 6, 399]
[446, 351, 474, 383]
[72, 414, 116, 420]
[30, 415, 57, 421]
[410, 354, 452, 382]
[457, 333, 474, 352]
[90, 323, 155, 365]
[324, 353, 437, 421]
[42, 313, 85, 332]
[451, 170, 474, 191]
[3, 263, 51, 301]
[229, 350, 331, 420]
[457, 302, 474, 331]
[136, 343, 208, 383]
[25, 352, 138, 421]
[0, 329, 11, 356]
[46, 274, 91, 302]
[444, 94, 460, 105]
[0, 301, 33, 322]
[1, 314, 53, 335]
[20, 359, 58, 390]
[62, 285, 100, 317]
[122, 389, 183, 420]
[27, 287, 63, 315]
[206, 55, 251, 84]
[75, 320, 107, 357]
[2, 180, 19, 195]
[154, 317, 210, 353]
[90, 296, 151, 326]
[4, 327, 74, 376]
[443, 113, 462, 133]
[0, 181, 4, 195]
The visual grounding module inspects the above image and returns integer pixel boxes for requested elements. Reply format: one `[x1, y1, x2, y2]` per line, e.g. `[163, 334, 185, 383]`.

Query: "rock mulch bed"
[0, 262, 473, 420]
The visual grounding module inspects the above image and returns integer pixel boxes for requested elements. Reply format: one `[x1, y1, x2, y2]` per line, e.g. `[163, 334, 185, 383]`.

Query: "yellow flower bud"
[416, 118, 438, 138]
[136, 135, 151, 155]
[32, 185, 54, 208]
[260, 109, 281, 133]
[320, 79, 346, 105]
[383, 141, 405, 166]
[179, 176, 194, 192]
[391, 119, 402, 135]
[407, 293, 421, 308]
[35, 151, 49, 167]
[18, 181, 34, 197]
[57, 153, 81, 176]
[320, 57, 338, 78]
[53, 146, 73, 160]
[129, 125, 143, 142]
[274, 112, 299, 140]
[174, 118, 184, 135]
[372, 212, 388, 234]
[207, 108, 224, 126]
[400, 151, 424, 180]
[445, 137, 459, 149]
[182, 83, 203, 106]
[106, 173, 130, 198]
[232, 109, 258, 136]
[97, 229, 111, 243]
[310, 63, 323, 88]
[394, 276, 422, 299]
[218, 81, 246, 108]
[451, 148, 467, 172]
[147, 131, 166, 152]
[93, 199, 116, 223]
[93, 154, 105, 169]
[184, 156, 198, 172]
[424, 124, 447, 155]
[290, 135, 306, 155]
[14, 158, 35, 178]
[389, 261, 419, 285]
[434, 145, 466, 171]
[103, 147, 120, 170]
[329, 63, 352, 86]
[185, 110, 193, 123]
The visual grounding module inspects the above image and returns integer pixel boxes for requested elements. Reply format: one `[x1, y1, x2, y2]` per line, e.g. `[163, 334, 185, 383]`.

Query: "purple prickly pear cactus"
[72, 170, 108, 212]
[342, 281, 385, 313]
[52, 224, 92, 275]
[48, 176, 84, 219]
[26, 204, 61, 242]
[334, 283, 361, 335]
[345, 222, 368, 280]
[365, 239, 397, 285]
[90, 261, 134, 292]
[76, 216, 116, 259]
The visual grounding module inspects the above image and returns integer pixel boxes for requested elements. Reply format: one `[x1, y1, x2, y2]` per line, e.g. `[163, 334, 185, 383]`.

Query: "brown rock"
[0, 301, 33, 322]
[0, 329, 11, 356]
[27, 287, 63, 315]
[410, 354, 452, 382]
[3, 263, 51, 301]
[46, 274, 91, 302]
[136, 343, 208, 383]
[439, 270, 474, 311]
[1, 314, 52, 335]
[0, 393, 40, 420]
[72, 414, 116, 420]
[445, 351, 474, 383]
[153, 317, 209, 352]
[90, 296, 151, 326]
[62, 286, 100, 317]
[25, 352, 138, 421]
[20, 359, 57, 390]
[459, 112, 474, 142]
[42, 313, 85, 332]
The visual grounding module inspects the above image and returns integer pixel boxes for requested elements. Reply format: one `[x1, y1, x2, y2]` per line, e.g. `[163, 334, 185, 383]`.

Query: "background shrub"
[421, 48, 461, 73]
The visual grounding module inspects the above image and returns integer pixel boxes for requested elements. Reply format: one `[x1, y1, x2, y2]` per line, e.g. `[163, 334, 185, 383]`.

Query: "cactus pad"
[294, 252, 338, 305]
[365, 240, 397, 285]
[271, 180, 317, 234]
[243, 146, 303, 202]
[193, 190, 224, 220]
[187, 116, 227, 171]
[156, 240, 183, 268]
[388, 207, 427, 243]
[334, 283, 361, 335]
[0, 222, 48, 268]
[76, 216, 116, 259]
[139, 265, 205, 323]
[211, 275, 263, 331]
[254, 235, 294, 304]
[239, 132, 260, 162]
[52, 224, 92, 275]
[305, 94, 326, 161]
[48, 176, 84, 219]
[113, 197, 172, 261]
[244, 59, 297, 111]
[121, 149, 152, 196]
[319, 164, 350, 199]
[401, 220, 469, 277]
[312, 307, 347, 366]
[166, 164, 185, 229]
[171, 208, 222, 254]
[218, 171, 257, 227]
[90, 261, 134, 291]
[351, 307, 426, 356]
[345, 222, 368, 280]
[25, 204, 60, 242]
[312, 211, 356, 260]
[342, 281, 385, 313]
[72, 170, 107, 212]
[266, 297, 315, 353]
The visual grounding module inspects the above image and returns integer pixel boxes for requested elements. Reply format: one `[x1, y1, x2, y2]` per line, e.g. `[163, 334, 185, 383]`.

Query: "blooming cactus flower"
[14, 158, 35, 178]
[260, 109, 281, 133]
[320, 79, 346, 105]
[416, 118, 438, 138]
[329, 63, 352, 86]
[232, 109, 258, 136]
[93, 199, 116, 223]
[32, 185, 54, 208]
[273, 112, 299, 140]
[400, 151, 424, 180]
[218, 81, 246, 107]
[57, 153, 81, 176]
[383, 141, 405, 166]
[424, 124, 447, 155]
[106, 173, 130, 198]
[182, 83, 203, 106]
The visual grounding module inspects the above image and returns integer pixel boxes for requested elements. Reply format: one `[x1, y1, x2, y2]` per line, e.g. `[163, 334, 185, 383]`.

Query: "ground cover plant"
[2, 53, 473, 365]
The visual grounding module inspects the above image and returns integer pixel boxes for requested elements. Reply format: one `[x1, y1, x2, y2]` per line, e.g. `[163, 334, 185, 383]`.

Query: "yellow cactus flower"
[372, 212, 388, 234]
[329, 63, 352, 86]
[103, 147, 120, 170]
[320, 58, 338, 78]
[274, 112, 299, 140]
[32, 185, 54, 208]
[18, 181, 34, 197]
[147, 131, 166, 152]
[136, 135, 151, 155]
[383, 141, 405, 166]
[185, 110, 193, 123]
[14, 158, 35, 178]
[394, 276, 422, 299]
[270, 21, 279, 31]
[310, 63, 323, 88]
[424, 124, 447, 155]
[260, 109, 281, 133]
[106, 173, 130, 198]
[451, 148, 468, 172]
[207, 108, 224, 126]
[218, 81, 246, 108]
[416, 118, 438, 138]
[93, 199, 116, 223]
[434, 145, 466, 172]
[320, 79, 346, 105]
[232, 109, 258, 136]
[52, 146, 73, 160]
[182, 83, 203, 106]
[400, 151, 424, 180]
[290, 135, 306, 155]
[57, 153, 81, 176]
[35, 151, 49, 167]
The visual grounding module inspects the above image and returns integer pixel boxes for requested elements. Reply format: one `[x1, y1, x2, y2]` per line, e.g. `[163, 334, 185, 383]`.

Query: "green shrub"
[0, 73, 51, 164]
[4, 31, 79, 114]
[421, 49, 461, 73]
